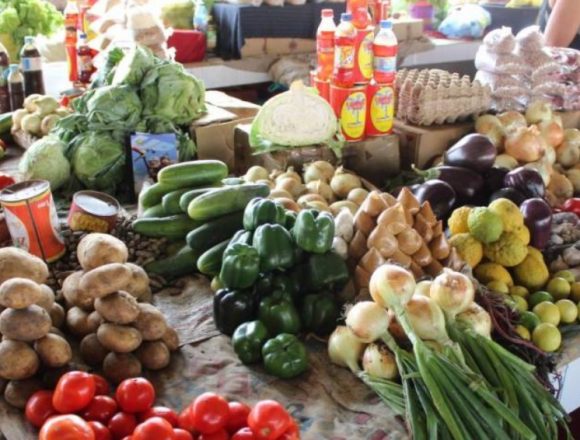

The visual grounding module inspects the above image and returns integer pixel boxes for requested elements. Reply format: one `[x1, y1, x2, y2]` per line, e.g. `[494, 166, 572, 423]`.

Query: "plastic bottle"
[7, 65, 24, 111]
[373, 19, 398, 84]
[380, 0, 391, 21]
[347, 0, 370, 29]
[20, 36, 45, 96]
[0, 43, 10, 113]
[316, 9, 336, 82]
[332, 13, 357, 88]
[194, 0, 209, 33]
[64, 0, 79, 82]
[77, 33, 94, 85]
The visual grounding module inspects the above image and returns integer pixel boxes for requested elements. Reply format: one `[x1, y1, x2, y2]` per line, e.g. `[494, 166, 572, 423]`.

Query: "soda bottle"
[373, 20, 398, 84]
[0, 42, 10, 113]
[316, 9, 336, 82]
[347, 0, 370, 29]
[77, 33, 95, 85]
[7, 65, 24, 111]
[332, 13, 356, 88]
[20, 36, 45, 96]
[64, 0, 79, 83]
[194, 0, 209, 33]
[380, 0, 391, 21]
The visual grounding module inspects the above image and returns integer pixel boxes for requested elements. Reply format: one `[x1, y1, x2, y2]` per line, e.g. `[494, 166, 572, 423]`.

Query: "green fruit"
[546, 277, 571, 300]
[511, 295, 528, 313]
[487, 281, 509, 295]
[532, 302, 561, 326]
[515, 325, 531, 341]
[571, 282, 580, 303]
[519, 311, 541, 331]
[467, 207, 504, 244]
[528, 291, 554, 308]
[553, 270, 576, 284]
[510, 285, 529, 298]
[532, 323, 562, 352]
[556, 299, 578, 324]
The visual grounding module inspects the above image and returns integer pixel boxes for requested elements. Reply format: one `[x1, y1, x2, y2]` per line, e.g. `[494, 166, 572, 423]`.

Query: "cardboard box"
[205, 91, 260, 119]
[557, 111, 580, 130]
[342, 135, 400, 186]
[392, 18, 424, 41]
[241, 38, 316, 58]
[395, 119, 474, 169]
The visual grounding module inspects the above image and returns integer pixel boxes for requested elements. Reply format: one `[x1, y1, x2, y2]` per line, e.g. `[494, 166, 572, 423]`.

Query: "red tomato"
[231, 428, 256, 440]
[172, 428, 194, 440]
[93, 375, 111, 396]
[89, 421, 113, 440]
[225, 402, 250, 434]
[278, 421, 300, 440]
[191, 393, 229, 434]
[198, 429, 229, 440]
[139, 406, 179, 427]
[25, 390, 57, 428]
[83, 396, 119, 424]
[108, 412, 137, 440]
[247, 401, 291, 440]
[115, 378, 156, 414]
[39, 415, 95, 440]
[53, 371, 96, 413]
[132, 417, 174, 440]
[177, 405, 196, 433]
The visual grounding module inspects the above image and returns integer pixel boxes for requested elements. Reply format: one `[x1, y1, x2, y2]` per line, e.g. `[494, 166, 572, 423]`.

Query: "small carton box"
[392, 18, 424, 41]
[342, 135, 400, 187]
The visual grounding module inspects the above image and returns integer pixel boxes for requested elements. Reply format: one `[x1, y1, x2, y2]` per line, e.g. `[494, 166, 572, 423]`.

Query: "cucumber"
[187, 184, 270, 221]
[145, 246, 198, 279]
[139, 182, 179, 209]
[158, 160, 228, 189]
[196, 239, 229, 276]
[179, 187, 215, 213]
[141, 204, 166, 218]
[162, 188, 193, 215]
[0, 112, 12, 135]
[186, 211, 243, 254]
[222, 177, 245, 186]
[132, 215, 202, 239]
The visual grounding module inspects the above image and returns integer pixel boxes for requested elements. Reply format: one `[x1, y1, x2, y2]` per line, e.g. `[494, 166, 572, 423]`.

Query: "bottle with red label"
[347, 0, 370, 29]
[379, 0, 391, 21]
[332, 13, 356, 88]
[373, 19, 398, 84]
[64, 0, 79, 83]
[316, 9, 336, 82]
[77, 33, 95, 85]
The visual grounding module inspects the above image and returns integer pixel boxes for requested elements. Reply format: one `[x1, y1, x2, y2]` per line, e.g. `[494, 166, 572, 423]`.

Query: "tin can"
[0, 180, 65, 262]
[330, 84, 367, 142]
[353, 27, 373, 84]
[366, 81, 395, 136]
[310, 71, 330, 102]
[68, 190, 120, 233]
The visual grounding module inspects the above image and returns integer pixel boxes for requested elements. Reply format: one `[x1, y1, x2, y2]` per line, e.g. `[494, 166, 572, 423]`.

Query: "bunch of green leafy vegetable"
[0, 0, 63, 60]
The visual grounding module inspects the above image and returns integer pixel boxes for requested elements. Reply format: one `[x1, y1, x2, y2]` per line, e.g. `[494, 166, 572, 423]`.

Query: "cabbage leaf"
[86, 85, 142, 131]
[19, 135, 71, 190]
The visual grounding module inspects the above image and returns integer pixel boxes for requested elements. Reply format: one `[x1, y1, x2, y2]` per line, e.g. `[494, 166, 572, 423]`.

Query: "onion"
[556, 130, 580, 167]
[269, 189, 293, 199]
[347, 188, 370, 206]
[538, 120, 564, 148]
[304, 200, 330, 212]
[275, 167, 301, 183]
[297, 193, 326, 207]
[494, 154, 519, 170]
[429, 269, 474, 320]
[505, 125, 544, 163]
[334, 209, 354, 242]
[525, 100, 553, 125]
[346, 301, 390, 343]
[306, 180, 335, 203]
[475, 115, 504, 149]
[369, 264, 416, 309]
[244, 166, 269, 182]
[362, 343, 398, 380]
[548, 171, 574, 201]
[415, 280, 432, 297]
[497, 111, 527, 133]
[566, 168, 580, 193]
[524, 159, 552, 186]
[329, 201, 358, 217]
[544, 145, 556, 165]
[332, 236, 348, 260]
[276, 177, 306, 198]
[256, 179, 275, 189]
[330, 167, 362, 198]
[328, 326, 365, 372]
[303, 160, 335, 183]
[456, 303, 492, 339]
[405, 296, 449, 345]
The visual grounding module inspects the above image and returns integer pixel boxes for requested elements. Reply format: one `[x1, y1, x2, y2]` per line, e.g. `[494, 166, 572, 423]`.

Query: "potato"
[77, 233, 128, 271]
[36, 285, 55, 312]
[62, 271, 93, 311]
[80, 264, 132, 299]
[0, 248, 49, 284]
[49, 303, 65, 328]
[66, 307, 102, 337]
[124, 263, 151, 300]
[49, 327, 66, 338]
[4, 378, 43, 409]
[97, 323, 142, 353]
[135, 341, 170, 370]
[0, 305, 51, 341]
[161, 327, 180, 351]
[34, 334, 73, 368]
[0, 340, 39, 380]
[0, 278, 43, 309]
[95, 291, 140, 324]
[80, 333, 109, 366]
[134, 304, 168, 341]
[139, 289, 153, 304]
[103, 352, 142, 384]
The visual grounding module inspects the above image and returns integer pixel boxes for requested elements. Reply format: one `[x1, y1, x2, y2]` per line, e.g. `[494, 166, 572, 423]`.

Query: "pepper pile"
[214, 197, 349, 379]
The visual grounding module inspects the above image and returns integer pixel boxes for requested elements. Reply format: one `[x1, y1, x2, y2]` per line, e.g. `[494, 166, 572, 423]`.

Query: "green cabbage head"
[19, 135, 71, 190]
[86, 85, 142, 130]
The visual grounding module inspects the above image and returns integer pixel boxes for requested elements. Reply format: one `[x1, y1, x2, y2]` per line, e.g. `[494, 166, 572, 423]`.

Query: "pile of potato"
[61, 233, 179, 383]
[349, 188, 463, 292]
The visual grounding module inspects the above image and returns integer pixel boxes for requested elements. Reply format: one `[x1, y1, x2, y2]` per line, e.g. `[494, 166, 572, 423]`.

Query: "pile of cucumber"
[133, 160, 270, 279]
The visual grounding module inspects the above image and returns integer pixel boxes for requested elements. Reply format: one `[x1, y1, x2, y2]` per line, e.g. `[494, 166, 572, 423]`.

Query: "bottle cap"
[8, 64, 19, 73]
[322, 8, 334, 17]
[24, 36, 34, 44]
[341, 13, 352, 21]
[79, 32, 87, 39]
[380, 20, 392, 29]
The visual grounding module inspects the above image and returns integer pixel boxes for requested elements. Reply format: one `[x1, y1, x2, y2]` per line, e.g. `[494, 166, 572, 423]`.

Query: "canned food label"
[358, 33, 374, 80]
[341, 91, 367, 139]
[334, 46, 355, 69]
[370, 85, 394, 133]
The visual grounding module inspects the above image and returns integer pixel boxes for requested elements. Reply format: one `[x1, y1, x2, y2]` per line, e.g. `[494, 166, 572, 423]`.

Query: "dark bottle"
[77, 33, 94, 85]
[20, 36, 45, 97]
[0, 42, 10, 113]
[8, 65, 24, 111]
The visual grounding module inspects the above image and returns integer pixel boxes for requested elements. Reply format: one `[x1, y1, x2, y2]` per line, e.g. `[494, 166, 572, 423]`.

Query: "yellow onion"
[330, 167, 362, 198]
[244, 166, 269, 182]
[369, 264, 416, 309]
[346, 301, 390, 343]
[494, 154, 519, 170]
[505, 125, 544, 163]
[415, 280, 432, 297]
[362, 343, 398, 380]
[328, 326, 366, 373]
[429, 268, 474, 320]
[456, 303, 492, 339]
[303, 160, 335, 183]
[475, 114, 504, 149]
[275, 167, 301, 183]
[538, 120, 564, 148]
[257, 179, 275, 189]
[306, 180, 335, 203]
[405, 295, 449, 345]
[276, 177, 306, 198]
[497, 111, 527, 133]
[525, 100, 553, 125]
[347, 188, 370, 206]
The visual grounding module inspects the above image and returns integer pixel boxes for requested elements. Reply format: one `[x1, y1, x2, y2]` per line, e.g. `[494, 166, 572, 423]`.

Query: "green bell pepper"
[272, 272, 300, 302]
[284, 211, 297, 230]
[219, 243, 260, 289]
[252, 224, 295, 272]
[253, 272, 273, 299]
[213, 289, 256, 336]
[232, 320, 269, 364]
[301, 293, 340, 336]
[262, 334, 309, 379]
[292, 209, 334, 254]
[258, 290, 301, 335]
[304, 252, 349, 292]
[230, 229, 252, 246]
[243, 197, 286, 231]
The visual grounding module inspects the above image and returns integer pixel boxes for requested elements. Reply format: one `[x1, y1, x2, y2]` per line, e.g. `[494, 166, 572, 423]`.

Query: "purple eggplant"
[520, 198, 552, 250]
[484, 167, 509, 194]
[412, 179, 456, 219]
[489, 188, 527, 206]
[415, 165, 484, 202]
[443, 134, 497, 173]
[504, 167, 545, 199]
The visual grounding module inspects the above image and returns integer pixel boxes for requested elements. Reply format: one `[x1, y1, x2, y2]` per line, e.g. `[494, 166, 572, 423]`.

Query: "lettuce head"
[19, 135, 71, 190]
[86, 85, 142, 130]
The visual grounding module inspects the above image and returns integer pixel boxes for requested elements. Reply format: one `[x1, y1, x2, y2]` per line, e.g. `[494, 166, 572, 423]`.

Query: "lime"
[546, 277, 571, 300]
[532, 323, 562, 352]
[571, 282, 580, 303]
[519, 311, 541, 331]
[532, 302, 561, 326]
[511, 295, 528, 313]
[510, 285, 529, 298]
[553, 270, 576, 284]
[488, 280, 510, 295]
[529, 291, 554, 308]
[557, 299, 579, 324]
[515, 325, 531, 341]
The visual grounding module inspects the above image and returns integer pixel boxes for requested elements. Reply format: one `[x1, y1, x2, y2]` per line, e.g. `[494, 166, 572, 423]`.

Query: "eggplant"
[520, 198, 552, 250]
[415, 165, 483, 203]
[504, 167, 545, 199]
[443, 134, 496, 173]
[412, 180, 456, 219]
[489, 188, 527, 206]
[484, 167, 509, 194]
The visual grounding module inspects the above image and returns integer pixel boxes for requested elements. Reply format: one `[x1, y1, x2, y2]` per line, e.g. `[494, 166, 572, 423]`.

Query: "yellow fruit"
[510, 285, 529, 297]
[448, 206, 472, 236]
[467, 207, 504, 244]
[532, 323, 561, 352]
[512, 225, 530, 245]
[553, 270, 576, 284]
[556, 299, 578, 324]
[515, 325, 531, 340]
[448, 233, 483, 268]
[511, 295, 528, 312]
[487, 281, 509, 294]
[513, 249, 550, 290]
[474, 263, 514, 287]
[546, 277, 571, 300]
[489, 198, 524, 232]
[526, 246, 544, 262]
[483, 232, 528, 267]
[532, 302, 561, 326]
[572, 282, 580, 303]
